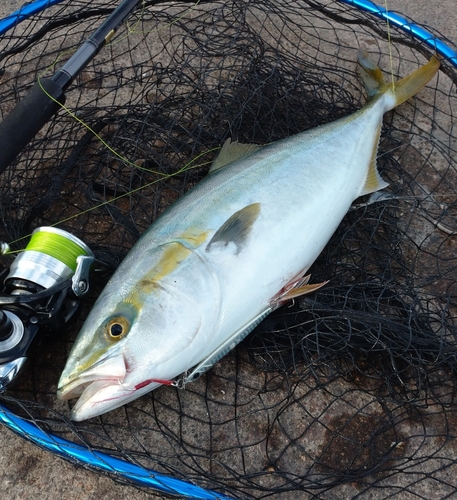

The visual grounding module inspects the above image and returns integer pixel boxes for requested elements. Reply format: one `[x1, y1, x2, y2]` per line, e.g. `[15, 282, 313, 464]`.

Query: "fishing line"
[36, 76, 215, 176]
[24, 228, 92, 272]
[3, 147, 219, 250]
[0, 0, 145, 173]
[3, 3, 217, 251]
[2, 227, 94, 282]
[35, 80, 150, 172]
[35, 0, 203, 175]
[384, 0, 395, 91]
[48, 148, 218, 222]
[0, 226, 95, 315]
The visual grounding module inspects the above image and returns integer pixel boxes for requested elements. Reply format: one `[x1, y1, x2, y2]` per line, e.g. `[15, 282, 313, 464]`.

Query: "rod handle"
[0, 78, 65, 174]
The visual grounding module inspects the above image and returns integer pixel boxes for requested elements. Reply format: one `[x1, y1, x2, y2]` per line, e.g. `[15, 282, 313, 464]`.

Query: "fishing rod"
[0, 0, 143, 174]
[0, 0, 147, 388]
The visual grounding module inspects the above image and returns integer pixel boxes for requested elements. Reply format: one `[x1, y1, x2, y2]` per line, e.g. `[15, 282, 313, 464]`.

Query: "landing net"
[0, 1, 456, 498]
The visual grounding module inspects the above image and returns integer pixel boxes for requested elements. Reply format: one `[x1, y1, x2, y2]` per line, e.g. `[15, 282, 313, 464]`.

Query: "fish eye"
[110, 323, 123, 337]
[106, 316, 130, 340]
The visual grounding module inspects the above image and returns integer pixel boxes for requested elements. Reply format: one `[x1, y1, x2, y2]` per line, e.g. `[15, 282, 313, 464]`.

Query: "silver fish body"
[58, 51, 439, 420]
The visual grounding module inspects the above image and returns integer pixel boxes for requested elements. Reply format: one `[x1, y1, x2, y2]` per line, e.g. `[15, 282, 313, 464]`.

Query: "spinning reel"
[0, 227, 97, 390]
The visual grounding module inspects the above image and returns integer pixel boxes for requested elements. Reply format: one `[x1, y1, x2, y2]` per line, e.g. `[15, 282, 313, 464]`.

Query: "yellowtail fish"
[57, 50, 439, 420]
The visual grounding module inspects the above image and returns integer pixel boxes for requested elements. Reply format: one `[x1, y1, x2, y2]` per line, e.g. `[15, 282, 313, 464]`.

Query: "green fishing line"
[26, 229, 89, 272]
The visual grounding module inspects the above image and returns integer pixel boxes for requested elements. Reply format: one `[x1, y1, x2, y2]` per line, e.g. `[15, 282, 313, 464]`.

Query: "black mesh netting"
[0, 0, 457, 498]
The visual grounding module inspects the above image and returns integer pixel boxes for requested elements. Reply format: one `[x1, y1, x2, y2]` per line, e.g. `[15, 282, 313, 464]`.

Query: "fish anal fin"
[206, 203, 261, 254]
[360, 124, 389, 197]
[210, 138, 262, 173]
[271, 274, 328, 307]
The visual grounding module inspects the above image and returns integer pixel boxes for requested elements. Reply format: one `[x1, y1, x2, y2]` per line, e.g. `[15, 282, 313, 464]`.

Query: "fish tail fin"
[357, 49, 387, 99]
[393, 55, 440, 107]
[356, 50, 440, 197]
[357, 49, 440, 109]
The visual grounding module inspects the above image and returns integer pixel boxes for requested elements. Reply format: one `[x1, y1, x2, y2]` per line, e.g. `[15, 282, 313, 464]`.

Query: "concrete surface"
[0, 1, 455, 499]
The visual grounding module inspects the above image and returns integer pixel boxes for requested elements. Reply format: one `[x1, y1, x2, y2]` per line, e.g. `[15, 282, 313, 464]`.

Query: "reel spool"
[0, 227, 95, 390]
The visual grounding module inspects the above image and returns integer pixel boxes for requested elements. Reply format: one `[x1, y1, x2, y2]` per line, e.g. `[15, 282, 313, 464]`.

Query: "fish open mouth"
[57, 352, 127, 401]
[57, 353, 166, 420]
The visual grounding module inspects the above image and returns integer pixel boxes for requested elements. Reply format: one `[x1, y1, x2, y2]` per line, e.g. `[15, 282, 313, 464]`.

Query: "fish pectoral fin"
[271, 274, 328, 307]
[206, 203, 261, 254]
[209, 138, 263, 173]
[360, 123, 389, 196]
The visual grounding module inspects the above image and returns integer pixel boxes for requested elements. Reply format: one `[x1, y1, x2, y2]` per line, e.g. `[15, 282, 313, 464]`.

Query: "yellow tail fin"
[357, 49, 440, 107]
[393, 55, 440, 106]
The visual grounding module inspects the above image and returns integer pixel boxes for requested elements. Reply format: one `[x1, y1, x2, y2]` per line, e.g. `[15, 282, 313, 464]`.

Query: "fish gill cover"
[0, 0, 456, 498]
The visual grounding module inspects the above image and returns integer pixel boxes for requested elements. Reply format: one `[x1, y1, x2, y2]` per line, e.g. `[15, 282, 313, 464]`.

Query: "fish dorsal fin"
[360, 124, 389, 196]
[206, 203, 261, 254]
[209, 138, 262, 173]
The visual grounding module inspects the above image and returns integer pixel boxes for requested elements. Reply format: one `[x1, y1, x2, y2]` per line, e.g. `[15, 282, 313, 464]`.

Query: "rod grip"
[0, 78, 65, 174]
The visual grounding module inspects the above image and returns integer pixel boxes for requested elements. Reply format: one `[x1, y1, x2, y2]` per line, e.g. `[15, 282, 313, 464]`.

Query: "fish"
[57, 50, 440, 421]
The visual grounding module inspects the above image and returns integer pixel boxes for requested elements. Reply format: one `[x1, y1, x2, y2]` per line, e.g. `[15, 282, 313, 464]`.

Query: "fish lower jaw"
[57, 376, 123, 401]
[69, 379, 163, 421]
[69, 378, 128, 421]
